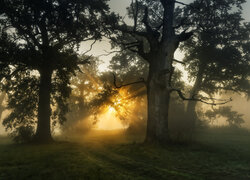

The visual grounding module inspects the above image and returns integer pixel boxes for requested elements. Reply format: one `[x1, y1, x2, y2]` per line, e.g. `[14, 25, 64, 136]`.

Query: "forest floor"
[0, 127, 250, 180]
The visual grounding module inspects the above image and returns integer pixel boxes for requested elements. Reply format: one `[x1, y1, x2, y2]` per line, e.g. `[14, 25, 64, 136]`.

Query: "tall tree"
[0, 0, 112, 143]
[110, 0, 195, 143]
[180, 0, 250, 130]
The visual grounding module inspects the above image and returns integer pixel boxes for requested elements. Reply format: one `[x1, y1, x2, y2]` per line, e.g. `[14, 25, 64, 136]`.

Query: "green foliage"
[10, 125, 35, 143]
[181, 0, 250, 96]
[2, 71, 39, 131]
[110, 51, 148, 82]
[64, 52, 149, 133]
[109, 51, 148, 103]
[205, 106, 245, 127]
[0, 0, 114, 138]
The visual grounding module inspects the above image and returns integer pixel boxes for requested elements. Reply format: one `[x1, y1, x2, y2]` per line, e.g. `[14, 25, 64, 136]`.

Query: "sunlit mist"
[94, 88, 141, 130]
[95, 106, 126, 130]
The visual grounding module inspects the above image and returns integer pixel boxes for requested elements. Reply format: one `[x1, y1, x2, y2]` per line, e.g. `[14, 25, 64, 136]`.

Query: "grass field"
[0, 128, 250, 180]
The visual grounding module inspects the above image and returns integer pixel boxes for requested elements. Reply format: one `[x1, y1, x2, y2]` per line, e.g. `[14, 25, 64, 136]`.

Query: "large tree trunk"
[34, 68, 53, 143]
[136, 0, 192, 144]
[146, 75, 171, 143]
[186, 62, 205, 130]
[145, 47, 175, 143]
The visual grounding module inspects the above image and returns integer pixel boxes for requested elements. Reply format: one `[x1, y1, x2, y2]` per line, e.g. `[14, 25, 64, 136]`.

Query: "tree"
[204, 106, 244, 127]
[109, 0, 218, 143]
[109, 49, 188, 137]
[180, 0, 250, 130]
[0, 0, 112, 143]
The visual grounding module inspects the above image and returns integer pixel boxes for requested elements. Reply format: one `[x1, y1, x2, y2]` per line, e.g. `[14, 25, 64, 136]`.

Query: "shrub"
[10, 125, 35, 143]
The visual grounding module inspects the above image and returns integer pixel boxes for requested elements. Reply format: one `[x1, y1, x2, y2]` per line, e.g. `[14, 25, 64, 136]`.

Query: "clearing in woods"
[0, 128, 250, 180]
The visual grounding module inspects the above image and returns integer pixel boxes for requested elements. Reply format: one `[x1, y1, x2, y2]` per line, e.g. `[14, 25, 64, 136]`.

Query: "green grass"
[0, 128, 250, 180]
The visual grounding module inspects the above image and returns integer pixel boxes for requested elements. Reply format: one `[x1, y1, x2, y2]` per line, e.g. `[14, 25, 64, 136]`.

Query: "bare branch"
[175, 1, 190, 6]
[170, 88, 232, 105]
[173, 59, 185, 64]
[82, 39, 97, 56]
[175, 0, 202, 12]
[150, 9, 164, 22]
[106, 34, 150, 62]
[112, 73, 146, 88]
[200, 96, 232, 102]
[97, 50, 122, 57]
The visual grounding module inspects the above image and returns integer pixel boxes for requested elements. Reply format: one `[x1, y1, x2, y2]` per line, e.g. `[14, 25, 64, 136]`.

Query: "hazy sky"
[109, 0, 250, 21]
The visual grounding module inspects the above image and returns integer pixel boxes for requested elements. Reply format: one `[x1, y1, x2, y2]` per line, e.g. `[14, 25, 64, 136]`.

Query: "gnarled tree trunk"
[118, 0, 193, 144]
[146, 71, 171, 142]
[145, 45, 176, 143]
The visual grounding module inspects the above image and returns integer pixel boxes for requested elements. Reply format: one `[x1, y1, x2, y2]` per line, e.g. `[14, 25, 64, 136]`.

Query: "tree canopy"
[0, 0, 114, 142]
[179, 0, 250, 128]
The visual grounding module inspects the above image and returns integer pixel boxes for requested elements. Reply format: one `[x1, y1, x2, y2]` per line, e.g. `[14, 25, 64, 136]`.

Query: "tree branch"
[131, 0, 139, 32]
[82, 39, 97, 56]
[112, 73, 146, 88]
[107, 34, 150, 62]
[173, 59, 185, 64]
[142, 7, 161, 42]
[97, 50, 122, 57]
[170, 88, 232, 105]
[177, 30, 193, 42]
[174, 1, 190, 6]
[77, 55, 92, 65]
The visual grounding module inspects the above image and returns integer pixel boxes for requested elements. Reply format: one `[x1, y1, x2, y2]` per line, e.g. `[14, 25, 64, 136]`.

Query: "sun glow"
[95, 88, 139, 130]
[72, 65, 146, 131]
[96, 105, 126, 130]
[108, 106, 116, 113]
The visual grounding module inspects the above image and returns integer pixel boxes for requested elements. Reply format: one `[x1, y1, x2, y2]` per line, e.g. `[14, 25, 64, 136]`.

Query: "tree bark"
[145, 46, 175, 143]
[34, 68, 53, 143]
[146, 78, 171, 143]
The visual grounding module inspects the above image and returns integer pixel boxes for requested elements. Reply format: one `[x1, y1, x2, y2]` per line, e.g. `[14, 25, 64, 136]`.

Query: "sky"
[109, 0, 250, 20]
